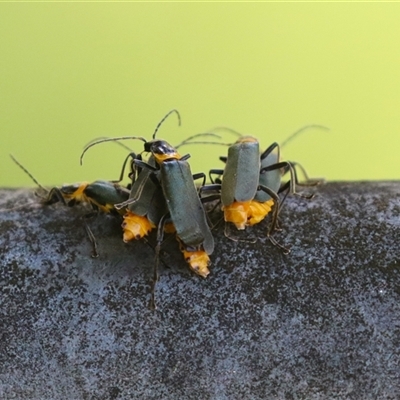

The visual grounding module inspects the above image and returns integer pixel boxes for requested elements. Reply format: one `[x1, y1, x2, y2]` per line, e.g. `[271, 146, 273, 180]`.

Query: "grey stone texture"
[0, 182, 399, 399]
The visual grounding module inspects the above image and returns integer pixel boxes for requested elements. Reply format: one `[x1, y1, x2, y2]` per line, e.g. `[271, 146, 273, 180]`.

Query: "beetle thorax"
[145, 140, 181, 163]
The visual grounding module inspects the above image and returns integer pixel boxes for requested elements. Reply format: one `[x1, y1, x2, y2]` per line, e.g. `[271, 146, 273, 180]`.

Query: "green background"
[1, 3, 400, 188]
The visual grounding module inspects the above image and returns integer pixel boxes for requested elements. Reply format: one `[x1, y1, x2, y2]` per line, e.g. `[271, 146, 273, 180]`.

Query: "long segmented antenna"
[80, 136, 147, 165]
[209, 126, 243, 138]
[175, 132, 220, 148]
[211, 124, 329, 148]
[175, 132, 231, 149]
[152, 109, 181, 139]
[83, 136, 135, 153]
[280, 125, 330, 148]
[10, 154, 48, 193]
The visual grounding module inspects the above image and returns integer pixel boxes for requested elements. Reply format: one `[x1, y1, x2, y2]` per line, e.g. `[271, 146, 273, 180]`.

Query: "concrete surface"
[0, 182, 399, 399]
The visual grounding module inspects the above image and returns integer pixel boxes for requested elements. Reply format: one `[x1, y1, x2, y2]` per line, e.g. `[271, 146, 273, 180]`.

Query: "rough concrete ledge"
[0, 182, 399, 400]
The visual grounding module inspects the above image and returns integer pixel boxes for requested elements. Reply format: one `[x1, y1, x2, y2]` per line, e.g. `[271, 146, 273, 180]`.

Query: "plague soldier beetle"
[80, 110, 217, 308]
[204, 136, 289, 251]
[203, 125, 328, 252]
[10, 154, 130, 257]
[120, 132, 221, 245]
[121, 154, 167, 243]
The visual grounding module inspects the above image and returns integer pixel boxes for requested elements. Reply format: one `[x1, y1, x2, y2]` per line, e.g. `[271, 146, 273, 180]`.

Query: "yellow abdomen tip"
[122, 211, 155, 242]
[222, 201, 251, 230]
[182, 249, 210, 278]
[247, 199, 275, 226]
[223, 199, 275, 229]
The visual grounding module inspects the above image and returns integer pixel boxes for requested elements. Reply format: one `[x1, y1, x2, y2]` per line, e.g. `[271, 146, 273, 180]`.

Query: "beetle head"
[145, 139, 180, 162]
[235, 135, 258, 144]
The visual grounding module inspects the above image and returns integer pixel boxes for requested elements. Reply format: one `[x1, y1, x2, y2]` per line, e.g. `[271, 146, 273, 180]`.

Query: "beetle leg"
[260, 142, 280, 163]
[261, 161, 306, 197]
[150, 213, 170, 310]
[115, 163, 158, 210]
[268, 233, 290, 255]
[112, 152, 140, 184]
[44, 187, 67, 206]
[199, 194, 221, 228]
[224, 222, 257, 243]
[192, 172, 207, 188]
[82, 209, 100, 258]
[209, 169, 224, 184]
[271, 161, 315, 199]
[179, 153, 191, 161]
[257, 184, 290, 254]
[282, 161, 322, 187]
[198, 183, 221, 198]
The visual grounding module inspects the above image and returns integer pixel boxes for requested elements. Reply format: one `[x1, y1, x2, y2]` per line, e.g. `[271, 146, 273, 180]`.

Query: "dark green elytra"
[221, 136, 260, 206]
[84, 180, 130, 207]
[45, 180, 129, 211]
[128, 155, 168, 226]
[159, 159, 214, 255]
[255, 149, 281, 203]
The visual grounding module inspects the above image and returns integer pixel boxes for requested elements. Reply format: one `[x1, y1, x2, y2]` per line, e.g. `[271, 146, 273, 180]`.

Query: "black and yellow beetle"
[10, 155, 130, 257]
[80, 110, 218, 308]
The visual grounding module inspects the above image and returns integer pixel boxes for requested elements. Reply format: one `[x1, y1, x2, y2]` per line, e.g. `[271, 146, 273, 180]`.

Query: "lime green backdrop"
[1, 3, 399, 188]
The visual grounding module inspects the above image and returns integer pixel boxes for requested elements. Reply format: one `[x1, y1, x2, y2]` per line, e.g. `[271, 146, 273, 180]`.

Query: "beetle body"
[79, 110, 218, 308]
[250, 144, 281, 225]
[10, 154, 131, 258]
[45, 180, 130, 215]
[121, 132, 217, 246]
[219, 136, 276, 230]
[122, 155, 168, 242]
[221, 136, 260, 206]
[256, 150, 280, 197]
[146, 139, 214, 278]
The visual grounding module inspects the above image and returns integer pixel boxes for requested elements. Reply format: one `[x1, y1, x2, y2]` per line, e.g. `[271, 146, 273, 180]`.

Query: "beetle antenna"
[175, 132, 220, 148]
[152, 109, 181, 139]
[177, 141, 230, 147]
[280, 125, 329, 148]
[10, 154, 48, 193]
[84, 136, 135, 152]
[175, 132, 230, 149]
[209, 126, 243, 137]
[80, 136, 146, 165]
